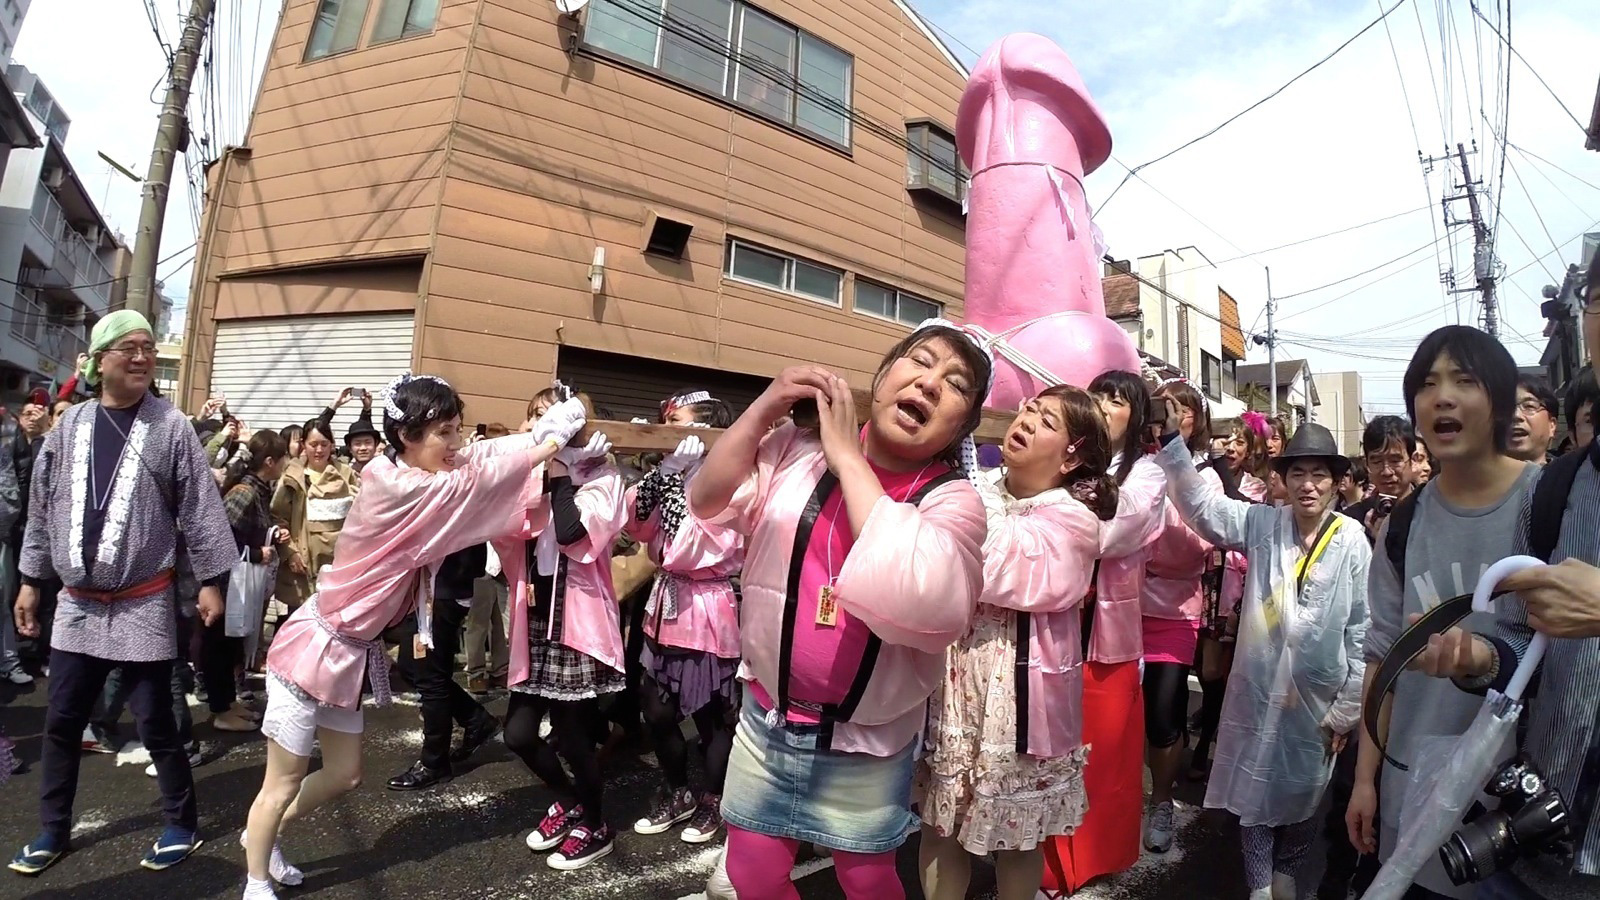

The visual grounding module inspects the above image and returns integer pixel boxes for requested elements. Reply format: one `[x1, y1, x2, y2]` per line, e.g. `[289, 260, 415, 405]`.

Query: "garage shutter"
[209, 313, 416, 431]
[556, 348, 769, 423]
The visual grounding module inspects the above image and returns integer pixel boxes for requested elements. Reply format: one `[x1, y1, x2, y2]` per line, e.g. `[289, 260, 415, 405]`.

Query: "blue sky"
[15, 0, 1600, 418]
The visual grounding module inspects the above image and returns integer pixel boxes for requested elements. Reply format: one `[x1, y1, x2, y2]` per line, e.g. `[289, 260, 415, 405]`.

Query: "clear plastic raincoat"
[1155, 437, 1370, 827]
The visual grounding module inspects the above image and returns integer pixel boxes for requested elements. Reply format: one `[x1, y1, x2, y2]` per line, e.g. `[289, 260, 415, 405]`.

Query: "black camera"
[1440, 756, 1571, 885]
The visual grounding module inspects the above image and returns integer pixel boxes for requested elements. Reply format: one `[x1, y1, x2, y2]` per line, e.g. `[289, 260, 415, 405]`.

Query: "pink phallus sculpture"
[957, 33, 1141, 411]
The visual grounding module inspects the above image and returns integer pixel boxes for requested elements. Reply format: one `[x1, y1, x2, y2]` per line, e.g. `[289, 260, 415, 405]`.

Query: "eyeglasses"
[105, 343, 157, 360]
[1517, 399, 1552, 416]
[1367, 458, 1409, 473]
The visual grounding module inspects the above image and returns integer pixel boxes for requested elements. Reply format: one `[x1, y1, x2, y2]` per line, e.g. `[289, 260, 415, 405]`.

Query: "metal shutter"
[209, 313, 416, 431]
[556, 347, 769, 423]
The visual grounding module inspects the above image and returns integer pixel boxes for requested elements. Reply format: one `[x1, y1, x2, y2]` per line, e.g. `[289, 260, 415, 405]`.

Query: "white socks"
[243, 876, 278, 900]
[240, 832, 304, 886]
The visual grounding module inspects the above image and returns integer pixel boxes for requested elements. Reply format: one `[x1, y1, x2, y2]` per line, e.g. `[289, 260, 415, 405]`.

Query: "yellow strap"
[1294, 516, 1343, 591]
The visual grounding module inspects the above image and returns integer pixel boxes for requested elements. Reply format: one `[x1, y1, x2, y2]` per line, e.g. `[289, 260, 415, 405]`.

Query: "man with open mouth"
[1508, 374, 1559, 465]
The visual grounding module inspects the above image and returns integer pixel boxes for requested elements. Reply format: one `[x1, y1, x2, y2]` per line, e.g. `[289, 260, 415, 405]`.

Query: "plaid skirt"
[511, 587, 625, 702]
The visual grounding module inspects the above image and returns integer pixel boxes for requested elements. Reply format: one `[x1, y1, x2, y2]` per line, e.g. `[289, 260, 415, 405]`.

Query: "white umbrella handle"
[1472, 555, 1549, 702]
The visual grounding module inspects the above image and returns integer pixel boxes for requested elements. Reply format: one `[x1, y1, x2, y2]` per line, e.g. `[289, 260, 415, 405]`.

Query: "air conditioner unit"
[82, 225, 100, 245]
[41, 168, 64, 189]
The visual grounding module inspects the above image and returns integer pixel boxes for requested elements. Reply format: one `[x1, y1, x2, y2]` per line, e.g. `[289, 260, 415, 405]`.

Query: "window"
[1222, 359, 1237, 398]
[1201, 350, 1222, 401]
[305, 0, 370, 60]
[725, 239, 841, 305]
[906, 122, 966, 206]
[856, 281, 942, 327]
[583, 0, 854, 147]
[371, 0, 438, 43]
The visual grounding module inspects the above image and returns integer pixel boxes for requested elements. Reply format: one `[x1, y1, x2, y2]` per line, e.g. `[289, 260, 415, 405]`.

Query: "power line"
[1276, 233, 1475, 323]
[1503, 218, 1600, 279]
[1275, 234, 1451, 301]
[1097, 0, 1413, 212]
[1507, 143, 1600, 195]
[1471, 2, 1588, 136]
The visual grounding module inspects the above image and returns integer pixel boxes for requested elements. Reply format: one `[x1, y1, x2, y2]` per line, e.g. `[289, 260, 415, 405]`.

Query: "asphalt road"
[0, 673, 1324, 900]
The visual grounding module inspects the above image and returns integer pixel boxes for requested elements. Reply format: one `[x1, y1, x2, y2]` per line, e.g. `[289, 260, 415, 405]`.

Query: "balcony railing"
[28, 187, 113, 307]
[11, 290, 88, 371]
[10, 289, 40, 346]
[29, 186, 64, 245]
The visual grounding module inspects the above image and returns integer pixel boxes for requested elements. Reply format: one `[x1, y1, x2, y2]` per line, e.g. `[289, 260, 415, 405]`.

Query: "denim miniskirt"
[720, 690, 917, 854]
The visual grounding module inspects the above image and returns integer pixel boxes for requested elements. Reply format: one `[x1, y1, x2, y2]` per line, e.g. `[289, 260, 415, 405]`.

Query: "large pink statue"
[957, 33, 1141, 410]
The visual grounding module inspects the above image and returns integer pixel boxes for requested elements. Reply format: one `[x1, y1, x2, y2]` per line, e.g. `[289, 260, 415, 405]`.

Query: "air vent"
[642, 211, 694, 260]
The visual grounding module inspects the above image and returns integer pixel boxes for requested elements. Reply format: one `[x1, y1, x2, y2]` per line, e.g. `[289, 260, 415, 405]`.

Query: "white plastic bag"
[225, 550, 272, 639]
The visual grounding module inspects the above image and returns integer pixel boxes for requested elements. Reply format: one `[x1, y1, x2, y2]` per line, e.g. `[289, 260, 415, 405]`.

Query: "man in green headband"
[9, 308, 240, 877]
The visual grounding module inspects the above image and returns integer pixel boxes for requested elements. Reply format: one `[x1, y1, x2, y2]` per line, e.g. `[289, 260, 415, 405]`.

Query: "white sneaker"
[146, 744, 203, 777]
[1272, 872, 1297, 900]
[1143, 800, 1175, 853]
[4, 668, 32, 685]
[705, 847, 737, 900]
[1249, 888, 1273, 900]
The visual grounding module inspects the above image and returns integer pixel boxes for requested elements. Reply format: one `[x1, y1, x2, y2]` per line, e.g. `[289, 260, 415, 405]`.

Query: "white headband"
[1155, 375, 1209, 417]
[908, 317, 995, 482]
[382, 371, 452, 422]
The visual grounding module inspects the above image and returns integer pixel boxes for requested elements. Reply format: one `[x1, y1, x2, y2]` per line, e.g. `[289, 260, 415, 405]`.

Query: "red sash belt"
[67, 569, 176, 604]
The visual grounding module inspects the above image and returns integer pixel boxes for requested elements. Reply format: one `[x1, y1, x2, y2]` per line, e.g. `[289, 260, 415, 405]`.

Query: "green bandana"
[81, 310, 154, 386]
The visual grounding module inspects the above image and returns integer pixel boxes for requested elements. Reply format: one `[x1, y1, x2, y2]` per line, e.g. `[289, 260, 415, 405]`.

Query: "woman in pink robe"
[689, 322, 991, 900]
[917, 385, 1119, 900]
[239, 376, 586, 900]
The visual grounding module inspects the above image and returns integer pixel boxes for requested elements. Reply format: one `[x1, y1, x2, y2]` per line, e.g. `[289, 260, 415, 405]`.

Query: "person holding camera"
[1344, 327, 1538, 900]
[1412, 264, 1600, 900]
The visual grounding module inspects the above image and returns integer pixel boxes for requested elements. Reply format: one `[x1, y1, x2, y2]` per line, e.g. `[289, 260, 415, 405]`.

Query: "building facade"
[1103, 250, 1248, 421]
[1312, 370, 1364, 456]
[0, 0, 29, 67]
[1236, 358, 1319, 429]
[0, 65, 121, 403]
[182, 0, 971, 430]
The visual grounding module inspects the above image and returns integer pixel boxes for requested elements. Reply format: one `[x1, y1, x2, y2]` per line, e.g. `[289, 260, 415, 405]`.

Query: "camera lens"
[1441, 813, 1512, 885]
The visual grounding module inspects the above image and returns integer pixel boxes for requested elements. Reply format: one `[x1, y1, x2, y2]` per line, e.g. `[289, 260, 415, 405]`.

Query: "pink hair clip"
[1240, 410, 1271, 439]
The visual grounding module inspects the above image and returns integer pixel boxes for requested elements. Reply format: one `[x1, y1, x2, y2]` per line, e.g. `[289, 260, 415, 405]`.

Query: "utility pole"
[125, 0, 214, 323]
[1451, 142, 1497, 337]
[1266, 266, 1277, 418]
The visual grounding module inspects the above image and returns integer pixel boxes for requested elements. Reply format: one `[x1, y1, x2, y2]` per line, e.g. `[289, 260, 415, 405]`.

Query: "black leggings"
[503, 693, 606, 827]
[198, 619, 242, 715]
[1191, 642, 1231, 769]
[1143, 661, 1191, 749]
[639, 675, 733, 796]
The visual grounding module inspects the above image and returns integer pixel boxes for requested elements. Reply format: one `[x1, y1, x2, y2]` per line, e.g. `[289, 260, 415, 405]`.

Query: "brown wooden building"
[181, 0, 971, 429]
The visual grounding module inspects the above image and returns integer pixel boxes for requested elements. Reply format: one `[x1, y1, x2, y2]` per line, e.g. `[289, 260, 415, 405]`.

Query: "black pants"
[1143, 661, 1191, 749]
[41, 648, 196, 842]
[639, 673, 733, 795]
[504, 692, 605, 828]
[396, 599, 491, 772]
[1318, 737, 1382, 900]
[198, 617, 242, 715]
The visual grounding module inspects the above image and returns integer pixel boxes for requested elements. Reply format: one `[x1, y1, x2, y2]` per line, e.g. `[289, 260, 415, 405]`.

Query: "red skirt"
[1042, 659, 1144, 895]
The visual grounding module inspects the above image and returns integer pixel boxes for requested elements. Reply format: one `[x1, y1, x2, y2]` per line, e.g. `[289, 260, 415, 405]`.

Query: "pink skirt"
[1141, 615, 1200, 666]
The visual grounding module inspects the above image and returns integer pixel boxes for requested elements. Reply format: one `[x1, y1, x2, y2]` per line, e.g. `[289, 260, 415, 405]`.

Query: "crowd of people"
[2, 263, 1599, 900]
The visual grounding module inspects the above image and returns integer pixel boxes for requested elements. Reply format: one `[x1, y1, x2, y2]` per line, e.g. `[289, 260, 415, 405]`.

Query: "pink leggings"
[725, 824, 904, 900]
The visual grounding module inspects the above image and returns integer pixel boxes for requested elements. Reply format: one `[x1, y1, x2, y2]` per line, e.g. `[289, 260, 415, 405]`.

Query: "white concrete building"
[1313, 370, 1365, 455]
[0, 0, 29, 67]
[0, 65, 122, 399]
[1236, 359, 1320, 430]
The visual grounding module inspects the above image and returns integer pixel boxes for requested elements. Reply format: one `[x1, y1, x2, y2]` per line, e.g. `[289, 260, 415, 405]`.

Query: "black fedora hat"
[345, 413, 381, 445]
[1270, 423, 1350, 480]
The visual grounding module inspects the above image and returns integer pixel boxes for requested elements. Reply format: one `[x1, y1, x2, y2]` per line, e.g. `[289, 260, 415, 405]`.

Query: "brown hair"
[484, 422, 510, 439]
[1154, 380, 1212, 456]
[1229, 423, 1271, 481]
[527, 386, 598, 447]
[1035, 385, 1119, 521]
[869, 326, 993, 468]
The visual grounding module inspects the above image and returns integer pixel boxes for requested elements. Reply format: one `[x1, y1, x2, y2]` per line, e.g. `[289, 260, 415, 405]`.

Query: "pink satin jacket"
[625, 473, 743, 659]
[1222, 473, 1269, 617]
[499, 465, 628, 687]
[974, 469, 1101, 758]
[267, 434, 544, 709]
[1142, 455, 1224, 622]
[701, 422, 986, 757]
[1089, 455, 1167, 664]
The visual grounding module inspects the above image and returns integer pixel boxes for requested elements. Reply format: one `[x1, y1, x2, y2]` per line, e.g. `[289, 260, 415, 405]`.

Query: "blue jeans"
[1477, 871, 1549, 900]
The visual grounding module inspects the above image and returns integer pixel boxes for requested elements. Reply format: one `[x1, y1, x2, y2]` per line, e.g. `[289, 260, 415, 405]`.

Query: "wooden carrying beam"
[592, 389, 1014, 454]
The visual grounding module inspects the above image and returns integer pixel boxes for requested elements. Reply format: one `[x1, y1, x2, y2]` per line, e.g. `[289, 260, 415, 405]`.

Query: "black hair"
[1566, 365, 1599, 435]
[383, 376, 466, 454]
[222, 430, 289, 495]
[279, 424, 304, 447]
[870, 325, 994, 468]
[1515, 373, 1558, 419]
[661, 386, 734, 429]
[1153, 379, 1212, 455]
[1402, 325, 1518, 452]
[1362, 415, 1416, 457]
[1347, 456, 1369, 487]
[1087, 370, 1149, 485]
[303, 417, 336, 444]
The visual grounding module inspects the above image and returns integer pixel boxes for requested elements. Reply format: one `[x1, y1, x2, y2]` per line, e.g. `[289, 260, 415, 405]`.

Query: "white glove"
[660, 435, 706, 477]
[533, 397, 587, 447]
[557, 430, 612, 468]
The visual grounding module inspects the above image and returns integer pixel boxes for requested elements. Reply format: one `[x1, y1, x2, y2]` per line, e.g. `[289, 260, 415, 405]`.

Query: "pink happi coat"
[267, 433, 546, 709]
[625, 474, 743, 659]
[1089, 454, 1168, 664]
[497, 464, 629, 686]
[975, 469, 1102, 758]
[1143, 455, 1224, 621]
[703, 421, 986, 757]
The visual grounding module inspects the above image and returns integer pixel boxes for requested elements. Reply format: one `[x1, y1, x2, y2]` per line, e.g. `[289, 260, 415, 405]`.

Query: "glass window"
[727, 242, 786, 289]
[856, 281, 893, 318]
[796, 34, 851, 146]
[899, 294, 939, 323]
[371, 0, 439, 43]
[792, 260, 841, 304]
[304, 0, 370, 60]
[733, 6, 794, 123]
[907, 122, 966, 204]
[660, 0, 733, 94]
[584, 0, 662, 66]
[1201, 351, 1222, 400]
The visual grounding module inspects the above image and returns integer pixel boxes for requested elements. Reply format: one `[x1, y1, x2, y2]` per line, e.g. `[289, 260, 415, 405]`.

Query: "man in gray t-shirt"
[1347, 326, 1542, 900]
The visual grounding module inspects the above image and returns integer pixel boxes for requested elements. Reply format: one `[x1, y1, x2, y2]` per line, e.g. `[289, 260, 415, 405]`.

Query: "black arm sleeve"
[549, 476, 588, 546]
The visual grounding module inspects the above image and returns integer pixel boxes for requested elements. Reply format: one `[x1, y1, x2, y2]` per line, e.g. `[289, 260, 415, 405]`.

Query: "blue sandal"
[9, 834, 68, 876]
[140, 827, 204, 871]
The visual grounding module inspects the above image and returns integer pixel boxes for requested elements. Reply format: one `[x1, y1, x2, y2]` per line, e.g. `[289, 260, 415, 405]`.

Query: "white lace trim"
[96, 418, 149, 569]
[305, 496, 353, 522]
[69, 417, 90, 571]
[508, 681, 626, 701]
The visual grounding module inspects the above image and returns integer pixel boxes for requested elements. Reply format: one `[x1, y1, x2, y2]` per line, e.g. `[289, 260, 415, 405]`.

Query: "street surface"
[0, 674, 1310, 900]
